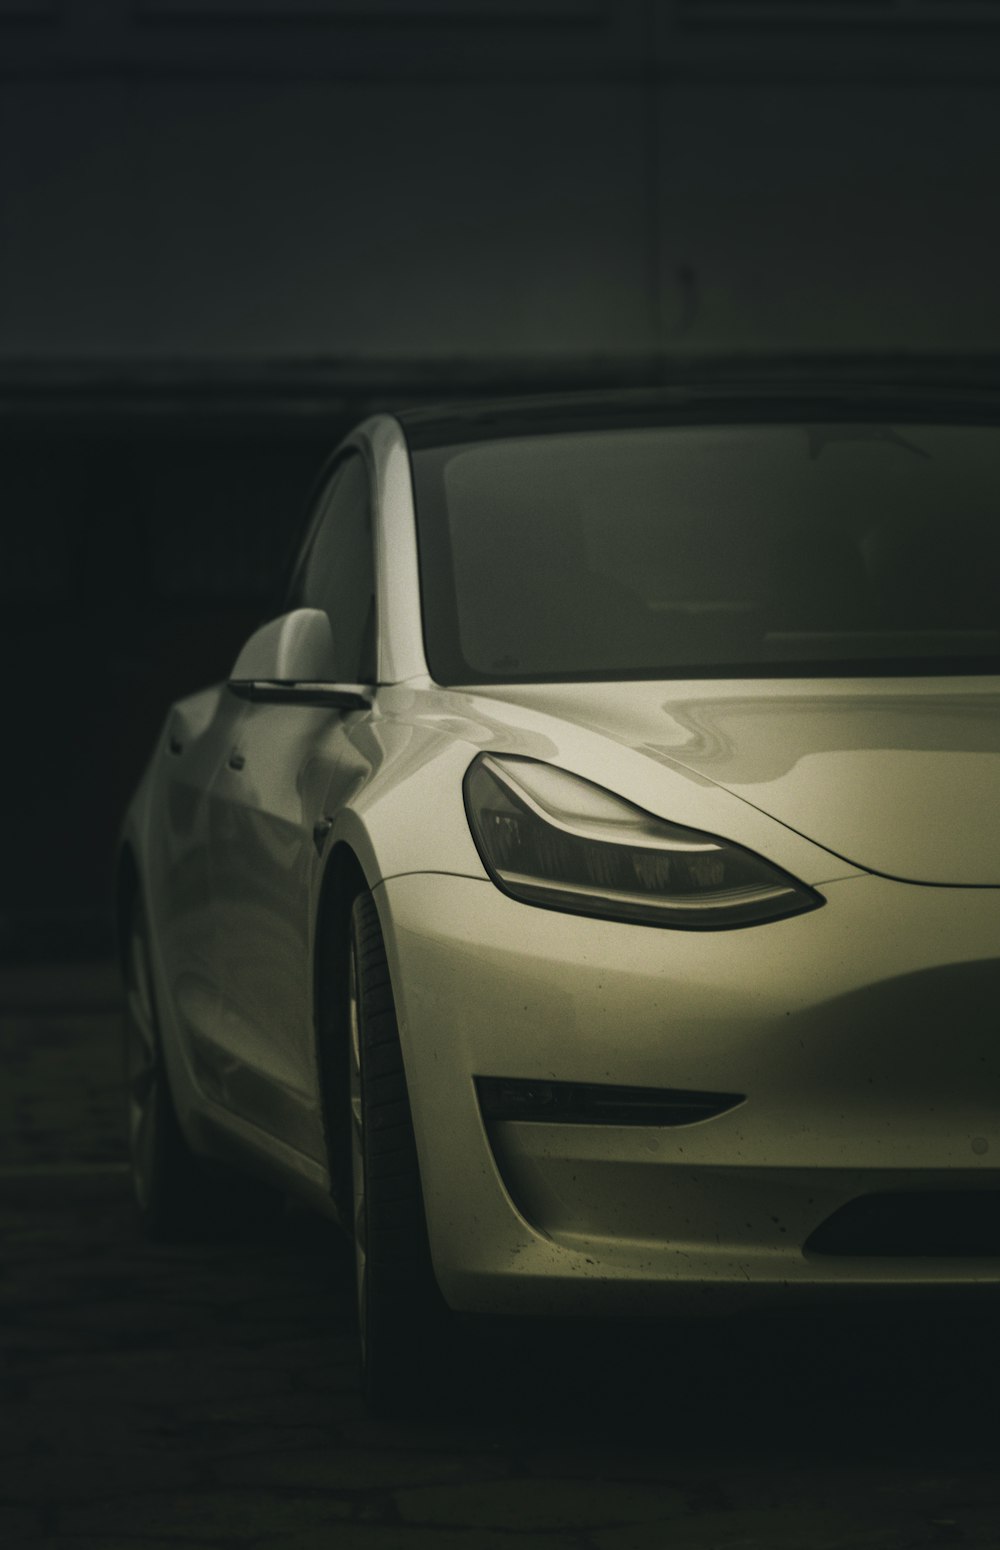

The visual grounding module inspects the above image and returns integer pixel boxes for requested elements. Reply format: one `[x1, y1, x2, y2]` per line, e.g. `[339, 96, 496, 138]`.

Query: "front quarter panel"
[322, 707, 485, 887]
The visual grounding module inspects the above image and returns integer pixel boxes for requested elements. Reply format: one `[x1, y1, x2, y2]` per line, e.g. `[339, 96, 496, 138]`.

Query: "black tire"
[122, 894, 269, 1240]
[348, 890, 453, 1415]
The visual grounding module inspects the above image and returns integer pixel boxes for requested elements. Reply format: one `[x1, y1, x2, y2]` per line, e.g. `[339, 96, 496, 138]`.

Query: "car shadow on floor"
[451, 1298, 1000, 1460]
[107, 1189, 1000, 1458]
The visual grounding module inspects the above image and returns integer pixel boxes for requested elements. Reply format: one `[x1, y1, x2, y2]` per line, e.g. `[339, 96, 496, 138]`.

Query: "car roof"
[395, 375, 1000, 449]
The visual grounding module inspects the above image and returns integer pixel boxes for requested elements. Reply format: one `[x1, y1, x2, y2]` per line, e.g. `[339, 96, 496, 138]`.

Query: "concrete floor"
[3, 961, 1000, 1548]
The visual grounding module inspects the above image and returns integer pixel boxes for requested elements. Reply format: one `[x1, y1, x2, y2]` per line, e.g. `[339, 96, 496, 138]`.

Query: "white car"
[119, 390, 1000, 1409]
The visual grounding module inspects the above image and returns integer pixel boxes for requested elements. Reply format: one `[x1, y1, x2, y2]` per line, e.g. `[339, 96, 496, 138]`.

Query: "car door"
[205, 451, 376, 1162]
[147, 682, 244, 1062]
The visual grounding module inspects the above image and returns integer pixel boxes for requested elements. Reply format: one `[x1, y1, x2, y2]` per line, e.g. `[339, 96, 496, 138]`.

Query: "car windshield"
[411, 419, 1000, 683]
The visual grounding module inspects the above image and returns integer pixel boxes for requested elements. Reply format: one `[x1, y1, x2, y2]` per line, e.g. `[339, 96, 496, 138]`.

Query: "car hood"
[468, 678, 1000, 885]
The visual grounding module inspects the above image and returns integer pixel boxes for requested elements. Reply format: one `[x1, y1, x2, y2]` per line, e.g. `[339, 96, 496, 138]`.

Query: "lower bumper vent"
[806, 1191, 1000, 1258]
[475, 1076, 744, 1127]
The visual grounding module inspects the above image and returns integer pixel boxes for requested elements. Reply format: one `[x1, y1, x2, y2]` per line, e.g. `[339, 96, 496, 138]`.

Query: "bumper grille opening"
[806, 1191, 1000, 1257]
[475, 1076, 744, 1127]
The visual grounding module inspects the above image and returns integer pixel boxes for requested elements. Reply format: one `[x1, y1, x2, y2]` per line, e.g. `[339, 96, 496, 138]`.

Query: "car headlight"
[463, 754, 823, 930]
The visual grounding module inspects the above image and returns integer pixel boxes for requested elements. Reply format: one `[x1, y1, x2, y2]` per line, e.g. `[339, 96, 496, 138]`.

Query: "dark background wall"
[3, 0, 1000, 952]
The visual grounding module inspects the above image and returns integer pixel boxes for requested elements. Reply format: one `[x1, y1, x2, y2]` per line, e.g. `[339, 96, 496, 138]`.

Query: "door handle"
[313, 817, 333, 856]
[228, 749, 245, 771]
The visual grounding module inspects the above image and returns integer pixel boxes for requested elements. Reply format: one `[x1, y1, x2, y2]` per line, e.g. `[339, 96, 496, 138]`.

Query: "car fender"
[322, 717, 488, 888]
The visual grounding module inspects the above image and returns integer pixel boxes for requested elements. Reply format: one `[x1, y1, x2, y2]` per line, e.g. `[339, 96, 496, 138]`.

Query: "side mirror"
[228, 608, 372, 710]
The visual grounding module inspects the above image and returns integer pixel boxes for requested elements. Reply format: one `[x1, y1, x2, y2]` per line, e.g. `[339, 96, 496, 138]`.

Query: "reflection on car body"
[119, 388, 1000, 1410]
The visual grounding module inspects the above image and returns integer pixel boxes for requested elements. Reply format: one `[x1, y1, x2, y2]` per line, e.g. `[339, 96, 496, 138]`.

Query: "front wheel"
[348, 891, 453, 1414]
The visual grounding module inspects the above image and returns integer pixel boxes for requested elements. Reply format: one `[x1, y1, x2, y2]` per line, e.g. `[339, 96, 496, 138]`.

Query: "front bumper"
[376, 870, 1000, 1315]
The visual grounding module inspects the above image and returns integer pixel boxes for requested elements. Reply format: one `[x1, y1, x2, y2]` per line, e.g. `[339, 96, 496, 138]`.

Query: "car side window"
[293, 452, 376, 683]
